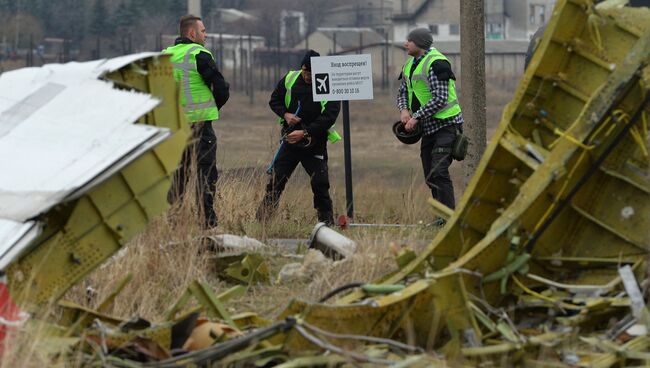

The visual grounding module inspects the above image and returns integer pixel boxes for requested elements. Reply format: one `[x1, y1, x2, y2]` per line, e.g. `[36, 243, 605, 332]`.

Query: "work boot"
[204, 215, 218, 230]
[317, 211, 335, 227]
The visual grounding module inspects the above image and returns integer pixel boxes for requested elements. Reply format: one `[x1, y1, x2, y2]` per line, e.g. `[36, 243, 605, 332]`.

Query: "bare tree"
[299, 0, 349, 33]
[0, 12, 44, 48]
[244, 0, 349, 45]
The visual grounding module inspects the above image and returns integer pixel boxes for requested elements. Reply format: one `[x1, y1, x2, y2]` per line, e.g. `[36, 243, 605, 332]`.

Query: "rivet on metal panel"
[69, 253, 81, 265]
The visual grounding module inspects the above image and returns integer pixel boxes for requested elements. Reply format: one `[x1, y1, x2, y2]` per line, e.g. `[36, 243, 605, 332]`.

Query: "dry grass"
[63, 171, 437, 322]
[7, 78, 519, 364]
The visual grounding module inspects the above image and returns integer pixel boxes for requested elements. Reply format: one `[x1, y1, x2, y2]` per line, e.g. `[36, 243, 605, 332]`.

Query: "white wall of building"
[394, 22, 460, 43]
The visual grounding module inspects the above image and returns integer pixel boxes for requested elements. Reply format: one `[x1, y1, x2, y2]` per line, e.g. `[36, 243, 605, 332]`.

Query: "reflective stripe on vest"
[163, 43, 219, 123]
[281, 70, 341, 143]
[402, 47, 461, 120]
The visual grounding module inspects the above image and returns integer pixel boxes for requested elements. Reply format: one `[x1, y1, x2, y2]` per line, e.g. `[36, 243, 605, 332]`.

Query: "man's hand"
[284, 113, 302, 126]
[400, 109, 411, 124]
[285, 130, 305, 144]
[405, 117, 419, 132]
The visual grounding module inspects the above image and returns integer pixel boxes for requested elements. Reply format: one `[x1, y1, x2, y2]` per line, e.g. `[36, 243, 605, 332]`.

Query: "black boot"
[205, 212, 218, 229]
[317, 211, 335, 227]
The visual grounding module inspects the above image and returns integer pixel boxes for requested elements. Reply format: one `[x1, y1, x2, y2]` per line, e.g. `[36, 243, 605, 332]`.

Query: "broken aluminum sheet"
[0, 220, 41, 270]
[0, 53, 169, 269]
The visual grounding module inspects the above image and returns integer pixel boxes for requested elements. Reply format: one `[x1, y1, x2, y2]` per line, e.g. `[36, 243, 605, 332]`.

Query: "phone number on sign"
[331, 88, 360, 94]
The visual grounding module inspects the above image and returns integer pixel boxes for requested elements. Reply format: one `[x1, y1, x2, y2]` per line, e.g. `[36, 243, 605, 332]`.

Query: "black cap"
[407, 28, 433, 50]
[301, 49, 320, 71]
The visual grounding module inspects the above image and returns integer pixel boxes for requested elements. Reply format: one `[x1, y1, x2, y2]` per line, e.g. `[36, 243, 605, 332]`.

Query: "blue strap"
[267, 102, 302, 174]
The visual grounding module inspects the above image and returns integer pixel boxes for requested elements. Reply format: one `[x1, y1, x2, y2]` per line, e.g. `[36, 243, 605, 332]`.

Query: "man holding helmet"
[396, 28, 464, 210]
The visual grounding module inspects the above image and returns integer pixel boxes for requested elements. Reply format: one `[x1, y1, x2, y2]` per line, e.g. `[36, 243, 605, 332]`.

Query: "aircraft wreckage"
[0, 0, 649, 366]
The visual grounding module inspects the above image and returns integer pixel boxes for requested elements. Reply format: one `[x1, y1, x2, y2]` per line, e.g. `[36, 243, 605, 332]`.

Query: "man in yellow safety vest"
[164, 15, 229, 229]
[397, 28, 464, 211]
[256, 50, 341, 226]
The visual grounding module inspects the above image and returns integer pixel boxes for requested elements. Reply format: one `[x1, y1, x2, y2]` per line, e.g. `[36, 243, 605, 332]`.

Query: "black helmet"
[392, 121, 422, 145]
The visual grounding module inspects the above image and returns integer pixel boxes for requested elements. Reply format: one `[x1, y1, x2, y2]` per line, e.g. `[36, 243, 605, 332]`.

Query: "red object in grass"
[0, 274, 28, 354]
[337, 214, 350, 229]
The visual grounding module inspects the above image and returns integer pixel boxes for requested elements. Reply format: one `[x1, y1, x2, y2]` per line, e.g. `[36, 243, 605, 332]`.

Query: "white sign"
[310, 54, 374, 101]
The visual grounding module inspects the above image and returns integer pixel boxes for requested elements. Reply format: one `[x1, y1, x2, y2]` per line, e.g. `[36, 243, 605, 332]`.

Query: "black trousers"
[420, 125, 456, 209]
[260, 143, 333, 217]
[167, 121, 219, 228]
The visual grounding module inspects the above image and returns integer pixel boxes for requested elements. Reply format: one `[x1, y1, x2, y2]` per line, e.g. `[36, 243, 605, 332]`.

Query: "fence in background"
[2, 33, 527, 103]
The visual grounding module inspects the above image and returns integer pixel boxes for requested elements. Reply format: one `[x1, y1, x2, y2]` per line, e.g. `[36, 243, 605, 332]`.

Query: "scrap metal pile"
[0, 0, 649, 366]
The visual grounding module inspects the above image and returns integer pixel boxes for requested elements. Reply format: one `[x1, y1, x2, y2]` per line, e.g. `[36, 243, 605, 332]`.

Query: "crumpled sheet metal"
[0, 53, 164, 224]
[4, 53, 190, 307]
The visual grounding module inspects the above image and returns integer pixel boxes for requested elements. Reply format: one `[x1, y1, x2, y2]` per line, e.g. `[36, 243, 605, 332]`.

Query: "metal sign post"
[311, 54, 374, 219]
[342, 100, 353, 217]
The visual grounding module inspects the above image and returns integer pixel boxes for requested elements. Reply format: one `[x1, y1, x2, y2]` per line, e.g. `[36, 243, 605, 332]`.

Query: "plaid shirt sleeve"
[412, 66, 449, 120]
[396, 78, 408, 111]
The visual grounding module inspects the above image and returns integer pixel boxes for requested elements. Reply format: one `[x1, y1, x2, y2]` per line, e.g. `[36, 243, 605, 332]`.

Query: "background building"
[318, 0, 395, 35]
[391, 0, 557, 42]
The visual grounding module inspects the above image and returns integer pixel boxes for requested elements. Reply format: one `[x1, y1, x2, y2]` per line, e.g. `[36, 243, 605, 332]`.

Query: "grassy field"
[4, 78, 519, 366]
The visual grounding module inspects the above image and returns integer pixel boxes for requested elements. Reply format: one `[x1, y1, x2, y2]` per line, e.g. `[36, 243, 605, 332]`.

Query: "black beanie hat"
[407, 28, 433, 50]
[301, 49, 320, 70]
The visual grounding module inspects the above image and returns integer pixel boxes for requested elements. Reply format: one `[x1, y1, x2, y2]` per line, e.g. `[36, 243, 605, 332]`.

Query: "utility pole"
[188, 0, 201, 17]
[14, 0, 20, 50]
[460, 0, 486, 188]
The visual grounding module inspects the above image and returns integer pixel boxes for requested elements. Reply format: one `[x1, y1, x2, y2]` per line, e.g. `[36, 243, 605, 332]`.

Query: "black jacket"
[269, 72, 340, 149]
[173, 37, 229, 109]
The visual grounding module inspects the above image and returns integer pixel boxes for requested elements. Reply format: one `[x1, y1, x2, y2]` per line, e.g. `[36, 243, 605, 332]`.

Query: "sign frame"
[310, 54, 374, 102]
